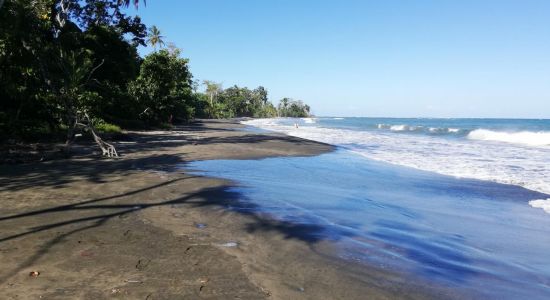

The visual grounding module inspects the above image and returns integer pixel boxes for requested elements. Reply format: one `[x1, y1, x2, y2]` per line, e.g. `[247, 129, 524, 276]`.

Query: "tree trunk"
[63, 111, 78, 155]
[65, 115, 76, 145]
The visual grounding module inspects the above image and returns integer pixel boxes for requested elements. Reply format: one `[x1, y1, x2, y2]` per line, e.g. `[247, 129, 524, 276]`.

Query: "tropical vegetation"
[0, 0, 313, 156]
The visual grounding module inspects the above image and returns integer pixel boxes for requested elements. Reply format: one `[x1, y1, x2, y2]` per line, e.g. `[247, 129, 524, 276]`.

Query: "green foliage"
[94, 120, 122, 133]
[277, 98, 311, 117]
[0, 0, 314, 144]
[0, 0, 146, 141]
[190, 92, 211, 118]
[186, 82, 310, 119]
[0, 0, 59, 138]
[147, 25, 165, 50]
[195, 84, 280, 119]
[70, 0, 148, 46]
[83, 25, 141, 87]
[257, 102, 278, 118]
[128, 49, 194, 125]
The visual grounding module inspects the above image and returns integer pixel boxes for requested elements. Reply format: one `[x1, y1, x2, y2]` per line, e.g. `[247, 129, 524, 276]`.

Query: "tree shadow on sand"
[0, 181, 330, 245]
[0, 154, 185, 192]
[0, 154, 335, 285]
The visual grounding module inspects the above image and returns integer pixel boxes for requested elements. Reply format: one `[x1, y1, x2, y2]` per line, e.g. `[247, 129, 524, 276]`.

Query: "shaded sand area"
[1, 120, 443, 299]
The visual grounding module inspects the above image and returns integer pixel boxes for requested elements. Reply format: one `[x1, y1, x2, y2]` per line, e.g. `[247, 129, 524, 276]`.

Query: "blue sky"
[128, 0, 550, 118]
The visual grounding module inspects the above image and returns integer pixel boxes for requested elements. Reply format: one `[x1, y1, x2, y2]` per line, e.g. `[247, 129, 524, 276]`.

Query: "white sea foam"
[427, 127, 459, 133]
[529, 199, 550, 214]
[390, 125, 407, 131]
[302, 118, 316, 124]
[390, 125, 423, 132]
[243, 118, 550, 195]
[467, 129, 550, 146]
[333, 117, 345, 120]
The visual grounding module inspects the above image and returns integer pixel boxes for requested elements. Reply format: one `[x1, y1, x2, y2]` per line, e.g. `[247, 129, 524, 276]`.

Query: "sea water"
[244, 118, 550, 197]
[187, 117, 550, 299]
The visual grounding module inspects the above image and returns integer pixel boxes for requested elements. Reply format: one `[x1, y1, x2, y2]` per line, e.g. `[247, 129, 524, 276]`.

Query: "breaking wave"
[467, 129, 550, 147]
[242, 118, 550, 195]
[377, 124, 463, 135]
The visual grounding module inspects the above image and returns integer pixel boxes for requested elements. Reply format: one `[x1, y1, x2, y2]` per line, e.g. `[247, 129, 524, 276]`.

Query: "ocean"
[244, 117, 550, 196]
[188, 117, 550, 299]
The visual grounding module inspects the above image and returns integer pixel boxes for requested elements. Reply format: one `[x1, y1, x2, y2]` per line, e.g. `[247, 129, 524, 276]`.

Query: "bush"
[95, 121, 122, 133]
[128, 49, 194, 125]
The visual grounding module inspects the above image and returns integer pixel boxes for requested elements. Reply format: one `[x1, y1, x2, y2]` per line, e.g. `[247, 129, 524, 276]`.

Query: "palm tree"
[203, 80, 222, 106]
[147, 26, 165, 51]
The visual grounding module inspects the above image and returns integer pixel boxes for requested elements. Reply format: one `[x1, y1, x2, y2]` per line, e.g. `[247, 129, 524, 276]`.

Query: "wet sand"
[0, 119, 443, 299]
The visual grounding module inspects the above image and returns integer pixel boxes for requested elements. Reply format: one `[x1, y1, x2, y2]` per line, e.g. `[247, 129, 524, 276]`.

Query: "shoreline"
[243, 117, 550, 196]
[1, 119, 444, 299]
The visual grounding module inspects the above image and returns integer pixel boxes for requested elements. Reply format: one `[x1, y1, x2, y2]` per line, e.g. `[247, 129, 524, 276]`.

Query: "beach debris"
[297, 287, 305, 292]
[194, 223, 207, 229]
[198, 277, 209, 284]
[198, 278, 209, 292]
[111, 287, 129, 295]
[260, 286, 272, 297]
[124, 279, 143, 284]
[219, 241, 238, 247]
[29, 271, 40, 277]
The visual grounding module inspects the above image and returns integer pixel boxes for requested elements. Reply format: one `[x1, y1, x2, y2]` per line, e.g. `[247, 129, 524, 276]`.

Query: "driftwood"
[66, 112, 118, 158]
[87, 121, 118, 158]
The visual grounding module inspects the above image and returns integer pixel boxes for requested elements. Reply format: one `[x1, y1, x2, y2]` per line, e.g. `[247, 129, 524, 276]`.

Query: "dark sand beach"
[1, 120, 446, 299]
[3, 1, 549, 298]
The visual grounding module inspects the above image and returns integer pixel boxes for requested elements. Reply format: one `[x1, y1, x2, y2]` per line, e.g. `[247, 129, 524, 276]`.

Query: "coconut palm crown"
[147, 25, 165, 51]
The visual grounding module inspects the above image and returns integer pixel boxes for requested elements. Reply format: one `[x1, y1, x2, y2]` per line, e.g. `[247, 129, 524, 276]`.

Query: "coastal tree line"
[0, 0, 312, 151]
